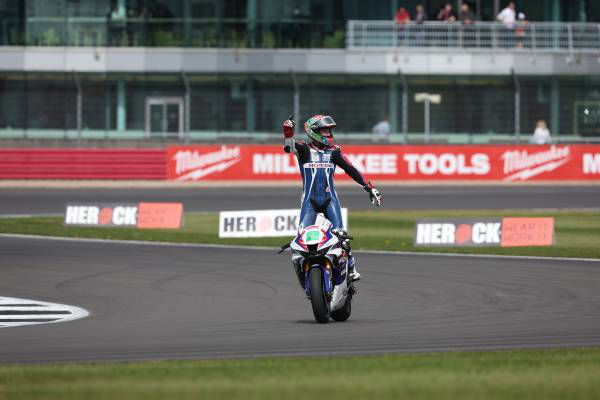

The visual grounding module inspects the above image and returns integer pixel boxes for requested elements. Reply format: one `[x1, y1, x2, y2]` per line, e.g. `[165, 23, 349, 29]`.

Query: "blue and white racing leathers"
[284, 139, 367, 230]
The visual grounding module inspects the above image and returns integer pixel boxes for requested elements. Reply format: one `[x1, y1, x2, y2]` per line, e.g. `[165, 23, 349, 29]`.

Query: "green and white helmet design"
[304, 114, 336, 145]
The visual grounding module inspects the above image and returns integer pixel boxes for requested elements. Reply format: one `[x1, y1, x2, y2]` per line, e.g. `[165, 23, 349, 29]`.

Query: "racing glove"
[364, 181, 382, 207]
[282, 118, 295, 153]
[282, 119, 295, 138]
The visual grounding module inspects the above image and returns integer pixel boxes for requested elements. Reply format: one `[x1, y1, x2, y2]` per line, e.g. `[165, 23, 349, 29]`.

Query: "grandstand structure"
[0, 0, 599, 144]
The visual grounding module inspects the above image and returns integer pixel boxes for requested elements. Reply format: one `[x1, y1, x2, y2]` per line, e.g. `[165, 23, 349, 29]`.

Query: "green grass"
[0, 349, 599, 400]
[1, 209, 599, 259]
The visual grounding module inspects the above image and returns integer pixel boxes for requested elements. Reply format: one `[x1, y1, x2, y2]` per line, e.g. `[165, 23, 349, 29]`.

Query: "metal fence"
[2, 73, 600, 144]
[347, 21, 600, 53]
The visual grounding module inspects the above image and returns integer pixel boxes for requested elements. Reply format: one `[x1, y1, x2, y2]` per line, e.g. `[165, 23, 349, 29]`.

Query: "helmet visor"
[312, 116, 336, 130]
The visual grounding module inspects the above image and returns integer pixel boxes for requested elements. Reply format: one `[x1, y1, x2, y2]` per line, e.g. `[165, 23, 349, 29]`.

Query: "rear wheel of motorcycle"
[330, 294, 351, 322]
[309, 268, 330, 323]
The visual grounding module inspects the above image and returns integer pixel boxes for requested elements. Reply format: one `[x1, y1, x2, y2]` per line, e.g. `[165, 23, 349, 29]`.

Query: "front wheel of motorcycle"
[309, 268, 330, 323]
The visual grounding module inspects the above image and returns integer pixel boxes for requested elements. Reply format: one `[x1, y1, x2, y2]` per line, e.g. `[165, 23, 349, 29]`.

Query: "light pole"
[414, 93, 441, 143]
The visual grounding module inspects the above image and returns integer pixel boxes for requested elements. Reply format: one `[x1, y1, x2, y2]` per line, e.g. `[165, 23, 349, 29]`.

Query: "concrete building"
[1, 0, 599, 143]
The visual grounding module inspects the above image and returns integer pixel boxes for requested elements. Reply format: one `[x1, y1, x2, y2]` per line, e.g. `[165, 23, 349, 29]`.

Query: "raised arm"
[282, 118, 295, 153]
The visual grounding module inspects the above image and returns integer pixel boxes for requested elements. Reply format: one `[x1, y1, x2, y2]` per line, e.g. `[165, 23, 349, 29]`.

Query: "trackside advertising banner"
[219, 209, 348, 238]
[414, 218, 555, 247]
[166, 145, 600, 181]
[64, 203, 183, 229]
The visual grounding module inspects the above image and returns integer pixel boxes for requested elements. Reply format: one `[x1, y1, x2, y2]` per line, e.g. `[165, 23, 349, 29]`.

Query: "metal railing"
[347, 21, 600, 53]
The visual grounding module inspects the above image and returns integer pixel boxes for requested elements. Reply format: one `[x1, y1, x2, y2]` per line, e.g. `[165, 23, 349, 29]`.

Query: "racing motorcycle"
[280, 214, 356, 323]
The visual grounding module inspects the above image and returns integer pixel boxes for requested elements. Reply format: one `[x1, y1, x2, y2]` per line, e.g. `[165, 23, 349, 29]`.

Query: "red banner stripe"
[167, 144, 600, 182]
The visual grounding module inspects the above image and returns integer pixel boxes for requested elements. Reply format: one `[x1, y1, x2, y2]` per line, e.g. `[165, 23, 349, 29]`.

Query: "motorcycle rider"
[282, 114, 382, 281]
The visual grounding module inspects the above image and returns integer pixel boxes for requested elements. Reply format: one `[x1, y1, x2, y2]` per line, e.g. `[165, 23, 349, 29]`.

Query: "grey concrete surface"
[1, 185, 599, 216]
[1, 235, 599, 363]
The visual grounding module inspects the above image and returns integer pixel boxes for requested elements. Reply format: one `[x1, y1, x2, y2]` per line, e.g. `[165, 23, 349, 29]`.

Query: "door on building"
[145, 97, 184, 138]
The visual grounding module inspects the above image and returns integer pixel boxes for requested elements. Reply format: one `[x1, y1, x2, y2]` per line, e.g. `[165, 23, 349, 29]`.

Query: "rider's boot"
[347, 252, 361, 282]
[334, 228, 361, 282]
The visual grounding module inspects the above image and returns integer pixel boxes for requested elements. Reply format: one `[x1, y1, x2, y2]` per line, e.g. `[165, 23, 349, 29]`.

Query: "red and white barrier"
[167, 144, 600, 182]
[0, 148, 165, 180]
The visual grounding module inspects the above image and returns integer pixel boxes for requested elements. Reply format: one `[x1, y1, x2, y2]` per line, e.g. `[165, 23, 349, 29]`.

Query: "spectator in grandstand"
[531, 120, 552, 145]
[459, 3, 476, 25]
[394, 7, 411, 44]
[437, 3, 457, 22]
[372, 117, 391, 143]
[415, 4, 427, 24]
[515, 12, 529, 48]
[497, 1, 516, 47]
[497, 1, 516, 29]
[394, 7, 411, 25]
[460, 3, 476, 47]
[414, 4, 427, 45]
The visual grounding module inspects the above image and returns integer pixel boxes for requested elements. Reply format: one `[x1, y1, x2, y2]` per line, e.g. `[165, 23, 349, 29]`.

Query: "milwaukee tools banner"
[167, 145, 600, 182]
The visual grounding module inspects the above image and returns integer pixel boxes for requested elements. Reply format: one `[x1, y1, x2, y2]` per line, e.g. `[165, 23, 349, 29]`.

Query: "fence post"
[291, 70, 300, 136]
[512, 68, 521, 143]
[401, 71, 408, 143]
[389, 74, 398, 138]
[73, 71, 82, 144]
[346, 20, 353, 48]
[567, 23, 574, 56]
[181, 70, 191, 143]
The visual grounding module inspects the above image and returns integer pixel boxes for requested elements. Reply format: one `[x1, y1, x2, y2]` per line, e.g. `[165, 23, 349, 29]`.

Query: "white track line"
[0, 296, 89, 328]
[1, 233, 599, 263]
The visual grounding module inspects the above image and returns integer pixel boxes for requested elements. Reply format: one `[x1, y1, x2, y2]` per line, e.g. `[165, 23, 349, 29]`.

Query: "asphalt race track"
[1, 185, 600, 215]
[1, 235, 599, 363]
[1, 185, 599, 363]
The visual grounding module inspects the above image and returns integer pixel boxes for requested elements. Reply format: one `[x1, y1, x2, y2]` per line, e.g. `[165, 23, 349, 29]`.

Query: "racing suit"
[283, 139, 367, 229]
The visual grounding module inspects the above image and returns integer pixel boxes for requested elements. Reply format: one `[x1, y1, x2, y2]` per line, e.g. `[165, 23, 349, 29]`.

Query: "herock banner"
[414, 218, 555, 247]
[64, 202, 183, 229]
[219, 209, 348, 238]
[166, 145, 600, 182]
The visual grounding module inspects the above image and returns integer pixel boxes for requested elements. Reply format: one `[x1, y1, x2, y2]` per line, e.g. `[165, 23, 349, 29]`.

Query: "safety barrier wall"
[167, 144, 600, 182]
[2, 145, 600, 181]
[0, 148, 165, 180]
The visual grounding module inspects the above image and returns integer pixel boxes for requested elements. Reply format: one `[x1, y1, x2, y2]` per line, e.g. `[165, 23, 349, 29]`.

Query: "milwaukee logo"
[173, 146, 241, 181]
[501, 146, 570, 181]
